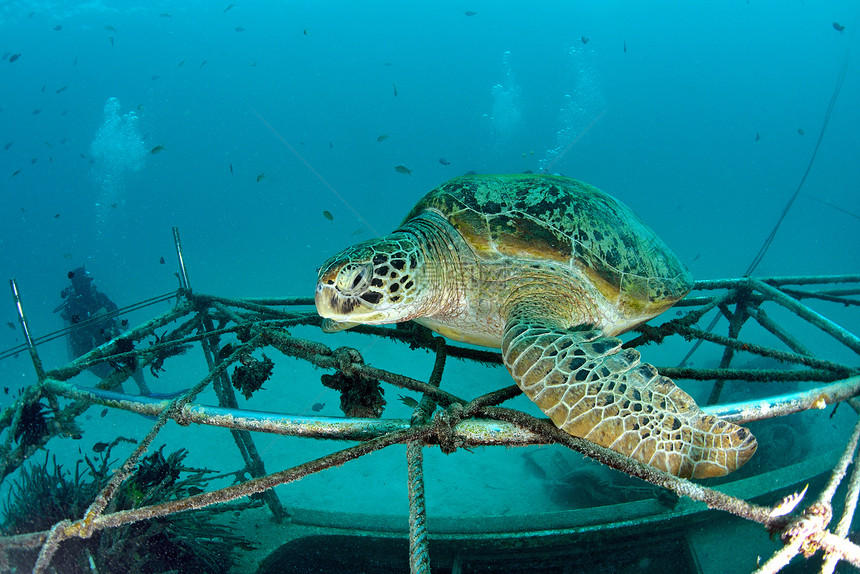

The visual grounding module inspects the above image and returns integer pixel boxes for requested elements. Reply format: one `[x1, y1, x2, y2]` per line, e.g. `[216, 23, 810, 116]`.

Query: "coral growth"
[231, 353, 274, 399]
[1, 442, 254, 573]
[321, 371, 386, 418]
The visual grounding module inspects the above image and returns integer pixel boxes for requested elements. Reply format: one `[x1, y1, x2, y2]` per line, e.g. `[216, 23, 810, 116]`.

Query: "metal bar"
[172, 226, 191, 292]
[199, 313, 287, 522]
[821, 445, 860, 573]
[9, 279, 46, 381]
[42, 375, 860, 441]
[746, 305, 811, 357]
[693, 275, 860, 290]
[407, 442, 430, 574]
[707, 298, 750, 405]
[751, 279, 860, 354]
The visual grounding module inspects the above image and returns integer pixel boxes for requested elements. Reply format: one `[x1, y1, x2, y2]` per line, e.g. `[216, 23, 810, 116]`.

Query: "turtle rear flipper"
[501, 320, 757, 479]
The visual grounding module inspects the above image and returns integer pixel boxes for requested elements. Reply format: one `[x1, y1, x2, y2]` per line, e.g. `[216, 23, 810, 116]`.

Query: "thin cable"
[679, 39, 852, 367]
[0, 292, 176, 362]
[745, 44, 851, 276]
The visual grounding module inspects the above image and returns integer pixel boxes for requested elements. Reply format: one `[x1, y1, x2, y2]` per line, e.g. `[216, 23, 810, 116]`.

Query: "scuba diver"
[55, 267, 151, 395]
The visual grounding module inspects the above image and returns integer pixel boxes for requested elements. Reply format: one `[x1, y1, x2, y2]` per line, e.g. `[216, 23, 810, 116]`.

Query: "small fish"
[54, 213, 60, 218]
[223, 3, 235, 12]
[322, 210, 333, 221]
[303, 29, 308, 35]
[55, 85, 68, 94]
[311, 402, 325, 412]
[200, 59, 208, 68]
[6, 322, 14, 330]
[217, 343, 234, 360]
[104, 25, 117, 32]
[833, 22, 845, 33]
[3, 387, 8, 395]
[755, 132, 760, 143]
[32, 108, 41, 115]
[623, 40, 627, 53]
[30, 158, 38, 164]
[8, 53, 20, 63]
[176, 60, 185, 68]
[110, 203, 117, 208]
[160, 13, 172, 18]
[100, 408, 108, 417]
[53, 25, 62, 31]
[150, 145, 165, 154]
[438, 157, 450, 166]
[235, 26, 245, 32]
[351, 228, 364, 236]
[581, 36, 589, 44]
[797, 128, 804, 136]
[256, 172, 265, 182]
[395, 165, 412, 176]
[376, 133, 389, 142]
[465, 11, 478, 16]
[121, 319, 129, 327]
[11, 169, 21, 177]
[769, 484, 808, 518]
[4, 142, 12, 150]
[392, 82, 398, 97]
[68, 270, 76, 279]
[187, 486, 204, 495]
[92, 441, 109, 452]
[109, 35, 114, 48]
[159, 256, 166, 264]
[398, 395, 419, 408]
[63, 253, 72, 258]
[41, 85, 46, 93]
[151, 74, 160, 80]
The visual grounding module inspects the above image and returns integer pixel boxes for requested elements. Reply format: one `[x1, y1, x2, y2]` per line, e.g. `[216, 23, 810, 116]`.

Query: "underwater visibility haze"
[0, 0, 858, 572]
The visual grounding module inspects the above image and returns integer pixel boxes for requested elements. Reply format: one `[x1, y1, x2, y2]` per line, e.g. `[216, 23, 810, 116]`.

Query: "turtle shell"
[401, 174, 693, 315]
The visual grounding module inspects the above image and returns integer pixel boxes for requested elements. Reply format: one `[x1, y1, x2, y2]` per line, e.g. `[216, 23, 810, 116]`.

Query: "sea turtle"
[315, 174, 756, 478]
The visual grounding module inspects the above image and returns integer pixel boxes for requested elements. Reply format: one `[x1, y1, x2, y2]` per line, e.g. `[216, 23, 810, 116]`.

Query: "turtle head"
[315, 235, 428, 326]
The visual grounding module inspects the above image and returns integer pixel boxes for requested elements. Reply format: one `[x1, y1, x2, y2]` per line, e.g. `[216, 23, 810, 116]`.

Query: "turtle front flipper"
[501, 318, 757, 479]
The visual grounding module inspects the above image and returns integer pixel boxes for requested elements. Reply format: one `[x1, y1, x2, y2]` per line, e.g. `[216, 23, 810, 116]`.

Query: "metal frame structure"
[0, 229, 858, 573]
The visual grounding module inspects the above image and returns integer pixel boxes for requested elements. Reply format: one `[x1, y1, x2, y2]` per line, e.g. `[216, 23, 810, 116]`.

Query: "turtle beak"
[315, 281, 360, 319]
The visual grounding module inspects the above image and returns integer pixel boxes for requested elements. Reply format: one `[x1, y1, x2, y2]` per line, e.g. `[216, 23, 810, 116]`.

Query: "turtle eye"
[337, 263, 373, 296]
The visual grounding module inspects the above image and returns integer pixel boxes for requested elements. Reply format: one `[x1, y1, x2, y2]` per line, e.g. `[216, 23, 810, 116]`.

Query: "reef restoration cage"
[0, 230, 858, 573]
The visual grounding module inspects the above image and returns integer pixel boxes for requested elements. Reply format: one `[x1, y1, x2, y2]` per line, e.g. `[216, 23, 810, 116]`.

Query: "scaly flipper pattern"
[502, 320, 757, 479]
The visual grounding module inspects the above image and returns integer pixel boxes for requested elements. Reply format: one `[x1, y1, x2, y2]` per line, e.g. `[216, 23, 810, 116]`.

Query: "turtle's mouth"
[314, 259, 395, 324]
[315, 283, 379, 320]
[315, 236, 425, 325]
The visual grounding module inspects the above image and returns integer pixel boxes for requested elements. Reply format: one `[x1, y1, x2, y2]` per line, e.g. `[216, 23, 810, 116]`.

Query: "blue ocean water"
[0, 1, 859, 571]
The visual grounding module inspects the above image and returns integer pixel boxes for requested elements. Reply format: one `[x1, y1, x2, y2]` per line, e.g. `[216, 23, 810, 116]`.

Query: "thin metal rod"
[751, 279, 860, 354]
[9, 279, 46, 380]
[172, 226, 191, 291]
[820, 445, 860, 574]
